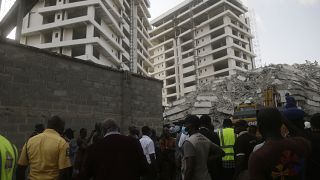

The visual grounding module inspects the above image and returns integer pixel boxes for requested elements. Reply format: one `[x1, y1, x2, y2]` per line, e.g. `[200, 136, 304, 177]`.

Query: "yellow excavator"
[233, 87, 282, 125]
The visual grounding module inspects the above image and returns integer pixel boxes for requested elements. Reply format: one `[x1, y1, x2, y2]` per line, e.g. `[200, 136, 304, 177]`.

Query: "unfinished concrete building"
[20, 0, 153, 75]
[149, 0, 256, 106]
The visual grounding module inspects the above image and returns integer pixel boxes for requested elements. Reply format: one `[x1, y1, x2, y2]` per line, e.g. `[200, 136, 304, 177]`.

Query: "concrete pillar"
[228, 59, 237, 75]
[86, 24, 94, 38]
[228, 59, 236, 69]
[173, 39, 180, 99]
[16, 0, 26, 42]
[86, 5, 95, 59]
[88, 6, 95, 18]
[223, 16, 231, 24]
[176, 38, 184, 98]
[86, 7, 94, 59]
[85, 44, 93, 59]
[226, 36, 233, 46]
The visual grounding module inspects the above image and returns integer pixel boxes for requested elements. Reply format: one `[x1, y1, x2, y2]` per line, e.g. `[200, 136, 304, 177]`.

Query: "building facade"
[149, 0, 255, 106]
[20, 0, 153, 75]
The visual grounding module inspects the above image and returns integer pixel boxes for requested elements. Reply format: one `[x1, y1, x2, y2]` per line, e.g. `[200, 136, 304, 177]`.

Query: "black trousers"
[142, 164, 157, 180]
[221, 167, 235, 180]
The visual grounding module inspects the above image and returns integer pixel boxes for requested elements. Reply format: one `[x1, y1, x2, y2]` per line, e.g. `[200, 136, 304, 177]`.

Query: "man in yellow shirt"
[0, 134, 18, 180]
[16, 116, 72, 180]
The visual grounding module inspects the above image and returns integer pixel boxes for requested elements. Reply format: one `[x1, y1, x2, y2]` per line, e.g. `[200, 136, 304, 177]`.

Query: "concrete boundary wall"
[0, 39, 163, 147]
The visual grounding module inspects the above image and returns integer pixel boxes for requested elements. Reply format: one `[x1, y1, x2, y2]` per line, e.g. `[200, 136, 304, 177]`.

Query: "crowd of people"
[0, 95, 320, 180]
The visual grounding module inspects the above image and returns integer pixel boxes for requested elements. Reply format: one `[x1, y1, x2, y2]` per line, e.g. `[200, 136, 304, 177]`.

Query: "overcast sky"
[1, 0, 319, 65]
[149, 0, 320, 65]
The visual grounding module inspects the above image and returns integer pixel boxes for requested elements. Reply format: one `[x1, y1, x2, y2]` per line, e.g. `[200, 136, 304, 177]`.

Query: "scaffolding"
[248, 9, 262, 68]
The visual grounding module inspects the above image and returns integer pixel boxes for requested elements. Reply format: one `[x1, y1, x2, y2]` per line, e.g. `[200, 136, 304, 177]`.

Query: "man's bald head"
[102, 119, 119, 135]
[47, 116, 65, 135]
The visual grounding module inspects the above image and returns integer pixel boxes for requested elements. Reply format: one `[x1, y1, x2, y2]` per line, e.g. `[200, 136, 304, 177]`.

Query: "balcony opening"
[69, 0, 86, 3]
[183, 61, 194, 68]
[42, 32, 53, 43]
[166, 79, 176, 86]
[182, 51, 194, 59]
[208, 5, 225, 19]
[165, 51, 174, 59]
[183, 71, 195, 78]
[236, 61, 241, 67]
[194, 13, 208, 26]
[214, 71, 229, 78]
[67, 7, 87, 19]
[181, 42, 193, 52]
[165, 60, 175, 68]
[94, 13, 102, 25]
[123, 59, 130, 70]
[72, 26, 87, 40]
[233, 39, 241, 46]
[184, 81, 196, 88]
[178, 13, 191, 25]
[232, 29, 237, 36]
[212, 49, 228, 59]
[234, 50, 240, 57]
[209, 18, 224, 30]
[180, 31, 193, 43]
[211, 38, 226, 50]
[167, 96, 177, 103]
[243, 54, 247, 60]
[167, 87, 177, 94]
[166, 68, 175, 76]
[43, 14, 55, 24]
[71, 45, 85, 58]
[210, 28, 225, 40]
[44, 0, 56, 7]
[164, 42, 174, 51]
[93, 46, 100, 59]
[214, 61, 228, 71]
[94, 28, 100, 38]
[231, 19, 237, 25]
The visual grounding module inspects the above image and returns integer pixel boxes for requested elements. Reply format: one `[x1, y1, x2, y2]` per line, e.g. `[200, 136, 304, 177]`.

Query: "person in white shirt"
[178, 127, 189, 148]
[139, 126, 157, 180]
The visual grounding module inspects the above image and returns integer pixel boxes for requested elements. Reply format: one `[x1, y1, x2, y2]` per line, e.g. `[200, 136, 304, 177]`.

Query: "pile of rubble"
[164, 62, 320, 127]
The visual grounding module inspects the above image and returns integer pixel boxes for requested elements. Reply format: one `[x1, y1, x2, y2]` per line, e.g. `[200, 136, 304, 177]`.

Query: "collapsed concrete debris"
[164, 62, 320, 127]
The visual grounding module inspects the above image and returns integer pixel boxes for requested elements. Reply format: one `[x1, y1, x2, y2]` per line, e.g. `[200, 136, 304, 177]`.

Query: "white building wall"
[150, 0, 255, 106]
[25, 34, 40, 46]
[20, 0, 152, 76]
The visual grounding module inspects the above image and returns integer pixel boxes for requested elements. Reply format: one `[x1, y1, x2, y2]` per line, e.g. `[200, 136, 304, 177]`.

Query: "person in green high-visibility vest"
[0, 134, 18, 180]
[218, 118, 236, 180]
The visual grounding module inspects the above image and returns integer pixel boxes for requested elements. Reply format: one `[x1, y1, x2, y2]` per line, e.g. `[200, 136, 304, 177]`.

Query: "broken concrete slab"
[194, 101, 212, 108]
[237, 75, 247, 81]
[164, 62, 320, 125]
[196, 96, 218, 102]
[191, 108, 211, 115]
[172, 98, 186, 106]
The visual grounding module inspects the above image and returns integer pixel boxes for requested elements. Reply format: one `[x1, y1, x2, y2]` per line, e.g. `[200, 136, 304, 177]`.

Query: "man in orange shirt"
[16, 116, 72, 180]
